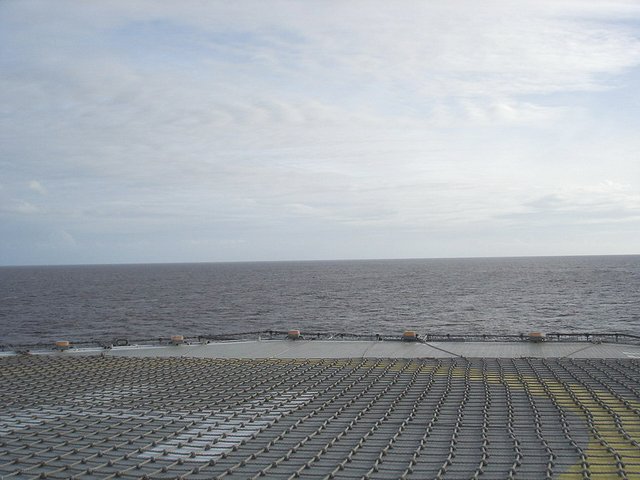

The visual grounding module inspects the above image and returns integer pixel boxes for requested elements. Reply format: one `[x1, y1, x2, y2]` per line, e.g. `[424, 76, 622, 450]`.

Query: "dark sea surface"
[1, 256, 639, 346]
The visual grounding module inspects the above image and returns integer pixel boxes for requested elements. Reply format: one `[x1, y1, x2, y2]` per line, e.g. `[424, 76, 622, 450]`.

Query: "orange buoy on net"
[528, 332, 546, 342]
[55, 340, 70, 350]
[287, 330, 301, 340]
[402, 331, 418, 342]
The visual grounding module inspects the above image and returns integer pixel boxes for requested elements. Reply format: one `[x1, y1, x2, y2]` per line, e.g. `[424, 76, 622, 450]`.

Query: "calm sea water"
[1, 256, 639, 346]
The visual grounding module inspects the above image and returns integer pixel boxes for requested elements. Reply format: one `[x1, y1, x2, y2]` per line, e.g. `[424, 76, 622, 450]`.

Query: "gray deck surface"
[96, 339, 640, 359]
[1, 354, 639, 479]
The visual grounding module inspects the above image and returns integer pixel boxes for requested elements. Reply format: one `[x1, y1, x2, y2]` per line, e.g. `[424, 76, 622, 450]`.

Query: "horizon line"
[1, 252, 639, 268]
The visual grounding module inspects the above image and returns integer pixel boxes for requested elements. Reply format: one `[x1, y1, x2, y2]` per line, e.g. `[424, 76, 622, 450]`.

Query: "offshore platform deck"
[1, 331, 639, 479]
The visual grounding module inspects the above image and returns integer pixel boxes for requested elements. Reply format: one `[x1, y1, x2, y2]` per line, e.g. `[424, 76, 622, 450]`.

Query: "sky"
[1, 0, 640, 266]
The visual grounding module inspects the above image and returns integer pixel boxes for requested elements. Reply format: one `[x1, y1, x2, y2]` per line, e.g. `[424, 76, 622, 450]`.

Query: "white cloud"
[5, 1, 640, 116]
[1, 0, 640, 263]
[28, 180, 47, 195]
[1, 200, 40, 215]
[46, 229, 77, 248]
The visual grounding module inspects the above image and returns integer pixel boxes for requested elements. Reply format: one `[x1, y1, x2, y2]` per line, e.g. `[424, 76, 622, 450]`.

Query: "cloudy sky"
[1, 0, 640, 265]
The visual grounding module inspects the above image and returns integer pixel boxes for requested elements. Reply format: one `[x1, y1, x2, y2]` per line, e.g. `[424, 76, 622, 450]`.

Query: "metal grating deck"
[1, 355, 639, 479]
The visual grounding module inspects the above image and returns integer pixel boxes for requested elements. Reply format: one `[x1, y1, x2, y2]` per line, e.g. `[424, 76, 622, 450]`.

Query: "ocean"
[1, 255, 639, 346]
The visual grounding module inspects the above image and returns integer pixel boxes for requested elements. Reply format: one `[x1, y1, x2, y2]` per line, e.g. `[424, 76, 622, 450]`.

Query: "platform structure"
[2, 331, 640, 360]
[100, 338, 640, 360]
[1, 333, 639, 479]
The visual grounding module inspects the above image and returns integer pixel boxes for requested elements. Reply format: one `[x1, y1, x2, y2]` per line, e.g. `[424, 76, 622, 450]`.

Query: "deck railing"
[2, 329, 640, 352]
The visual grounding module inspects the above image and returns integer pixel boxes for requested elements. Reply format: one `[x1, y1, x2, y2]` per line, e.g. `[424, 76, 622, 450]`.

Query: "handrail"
[1, 330, 639, 351]
[421, 332, 640, 343]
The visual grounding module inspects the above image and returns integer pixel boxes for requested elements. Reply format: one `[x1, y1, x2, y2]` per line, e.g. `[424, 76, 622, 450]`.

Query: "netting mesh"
[1, 355, 639, 479]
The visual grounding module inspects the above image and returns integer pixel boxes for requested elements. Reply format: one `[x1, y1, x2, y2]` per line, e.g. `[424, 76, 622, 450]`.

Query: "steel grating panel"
[0, 356, 639, 479]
